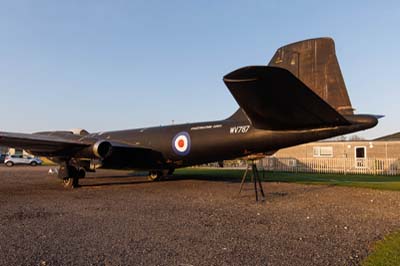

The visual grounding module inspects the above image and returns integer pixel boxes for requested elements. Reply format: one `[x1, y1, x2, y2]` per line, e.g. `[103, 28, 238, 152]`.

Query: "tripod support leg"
[253, 164, 258, 201]
[252, 163, 265, 201]
[238, 167, 249, 195]
[238, 161, 266, 202]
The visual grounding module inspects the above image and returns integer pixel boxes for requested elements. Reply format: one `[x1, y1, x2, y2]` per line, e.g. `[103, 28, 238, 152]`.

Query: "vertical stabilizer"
[268, 38, 354, 115]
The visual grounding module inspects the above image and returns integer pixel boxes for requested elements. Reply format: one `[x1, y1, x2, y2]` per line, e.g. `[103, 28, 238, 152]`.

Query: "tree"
[349, 135, 365, 141]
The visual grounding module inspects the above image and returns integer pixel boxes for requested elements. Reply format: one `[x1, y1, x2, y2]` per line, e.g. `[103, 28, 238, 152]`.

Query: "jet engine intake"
[92, 140, 112, 158]
[77, 140, 112, 159]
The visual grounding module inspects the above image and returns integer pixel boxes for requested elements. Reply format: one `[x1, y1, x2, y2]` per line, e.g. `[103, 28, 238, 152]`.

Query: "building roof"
[374, 132, 400, 141]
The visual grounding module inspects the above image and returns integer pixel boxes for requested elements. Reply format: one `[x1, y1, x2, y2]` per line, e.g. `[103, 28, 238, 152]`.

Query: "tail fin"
[268, 38, 354, 115]
[226, 108, 249, 122]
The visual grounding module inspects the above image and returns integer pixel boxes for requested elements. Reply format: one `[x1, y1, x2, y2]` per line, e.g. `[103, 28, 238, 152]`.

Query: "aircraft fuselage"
[90, 114, 377, 170]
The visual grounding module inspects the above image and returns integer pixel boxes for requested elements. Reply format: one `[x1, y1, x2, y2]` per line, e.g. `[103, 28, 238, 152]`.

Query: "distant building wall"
[263, 141, 400, 175]
[274, 141, 400, 160]
[6, 148, 31, 156]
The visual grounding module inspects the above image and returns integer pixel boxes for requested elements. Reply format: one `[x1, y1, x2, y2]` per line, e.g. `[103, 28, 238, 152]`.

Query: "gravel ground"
[0, 166, 399, 266]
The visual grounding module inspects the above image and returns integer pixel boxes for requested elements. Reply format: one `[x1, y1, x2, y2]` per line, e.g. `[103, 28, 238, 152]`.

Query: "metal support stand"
[238, 160, 265, 201]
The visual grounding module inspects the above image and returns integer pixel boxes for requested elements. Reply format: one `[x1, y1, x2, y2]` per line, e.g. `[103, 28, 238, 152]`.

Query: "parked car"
[0, 154, 6, 164]
[4, 155, 42, 167]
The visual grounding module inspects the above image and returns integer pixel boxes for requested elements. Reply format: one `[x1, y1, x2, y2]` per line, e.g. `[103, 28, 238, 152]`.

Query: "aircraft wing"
[0, 131, 166, 168]
[223, 66, 351, 130]
[0, 131, 90, 156]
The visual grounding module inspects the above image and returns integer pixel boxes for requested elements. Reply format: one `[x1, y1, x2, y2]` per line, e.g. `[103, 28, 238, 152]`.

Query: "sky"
[0, 0, 399, 139]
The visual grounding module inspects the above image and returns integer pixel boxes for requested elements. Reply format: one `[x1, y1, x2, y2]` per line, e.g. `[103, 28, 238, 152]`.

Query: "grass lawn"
[362, 231, 400, 266]
[40, 157, 57, 166]
[175, 168, 400, 191]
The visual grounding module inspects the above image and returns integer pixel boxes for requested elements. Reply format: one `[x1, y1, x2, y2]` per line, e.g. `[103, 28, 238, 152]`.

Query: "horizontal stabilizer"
[223, 66, 351, 130]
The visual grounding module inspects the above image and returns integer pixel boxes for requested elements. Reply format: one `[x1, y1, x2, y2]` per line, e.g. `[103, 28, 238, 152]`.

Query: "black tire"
[167, 168, 175, 175]
[61, 165, 80, 189]
[148, 171, 162, 181]
[5, 161, 14, 167]
[30, 161, 38, 166]
[62, 176, 79, 189]
[77, 168, 86, 179]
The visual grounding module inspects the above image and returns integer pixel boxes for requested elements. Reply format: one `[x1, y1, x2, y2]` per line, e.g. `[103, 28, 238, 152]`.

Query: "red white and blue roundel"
[172, 131, 191, 156]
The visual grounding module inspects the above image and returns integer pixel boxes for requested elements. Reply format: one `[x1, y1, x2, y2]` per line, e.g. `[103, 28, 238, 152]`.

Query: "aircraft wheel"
[77, 168, 86, 179]
[61, 165, 80, 189]
[167, 168, 175, 175]
[62, 176, 79, 189]
[148, 171, 162, 181]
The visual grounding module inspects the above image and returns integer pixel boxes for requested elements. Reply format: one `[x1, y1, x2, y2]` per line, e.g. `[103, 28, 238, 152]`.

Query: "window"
[355, 147, 366, 159]
[355, 146, 367, 168]
[313, 146, 333, 157]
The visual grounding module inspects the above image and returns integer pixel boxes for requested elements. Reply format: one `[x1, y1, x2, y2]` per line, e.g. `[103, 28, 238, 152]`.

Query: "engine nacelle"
[77, 140, 112, 159]
[92, 140, 112, 158]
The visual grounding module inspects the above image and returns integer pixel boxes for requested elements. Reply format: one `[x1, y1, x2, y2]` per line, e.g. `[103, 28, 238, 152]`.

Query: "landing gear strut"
[58, 160, 86, 189]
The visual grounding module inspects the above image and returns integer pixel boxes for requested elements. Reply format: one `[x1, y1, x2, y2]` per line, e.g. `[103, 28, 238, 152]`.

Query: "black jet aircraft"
[0, 38, 379, 188]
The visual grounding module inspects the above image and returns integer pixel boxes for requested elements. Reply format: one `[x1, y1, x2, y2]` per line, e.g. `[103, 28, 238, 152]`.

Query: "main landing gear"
[58, 160, 86, 189]
[148, 169, 174, 181]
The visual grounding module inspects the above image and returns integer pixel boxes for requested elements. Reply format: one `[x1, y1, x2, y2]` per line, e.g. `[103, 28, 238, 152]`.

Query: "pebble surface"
[0, 166, 399, 266]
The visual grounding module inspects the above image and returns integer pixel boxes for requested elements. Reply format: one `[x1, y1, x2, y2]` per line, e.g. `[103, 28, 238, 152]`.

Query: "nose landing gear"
[147, 169, 174, 181]
[58, 160, 86, 189]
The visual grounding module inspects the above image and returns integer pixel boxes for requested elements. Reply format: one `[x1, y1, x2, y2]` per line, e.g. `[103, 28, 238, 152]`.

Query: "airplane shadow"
[78, 171, 334, 200]
[79, 170, 268, 188]
[80, 172, 150, 188]
[80, 180, 150, 188]
[166, 174, 244, 183]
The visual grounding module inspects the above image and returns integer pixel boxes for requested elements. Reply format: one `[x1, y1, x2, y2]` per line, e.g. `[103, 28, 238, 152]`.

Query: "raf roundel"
[172, 132, 191, 156]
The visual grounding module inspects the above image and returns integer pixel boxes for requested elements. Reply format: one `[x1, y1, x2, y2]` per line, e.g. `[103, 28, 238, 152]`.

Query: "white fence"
[260, 157, 400, 175]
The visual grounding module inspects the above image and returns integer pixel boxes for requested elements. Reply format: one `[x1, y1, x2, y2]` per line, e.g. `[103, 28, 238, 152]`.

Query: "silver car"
[4, 155, 42, 167]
